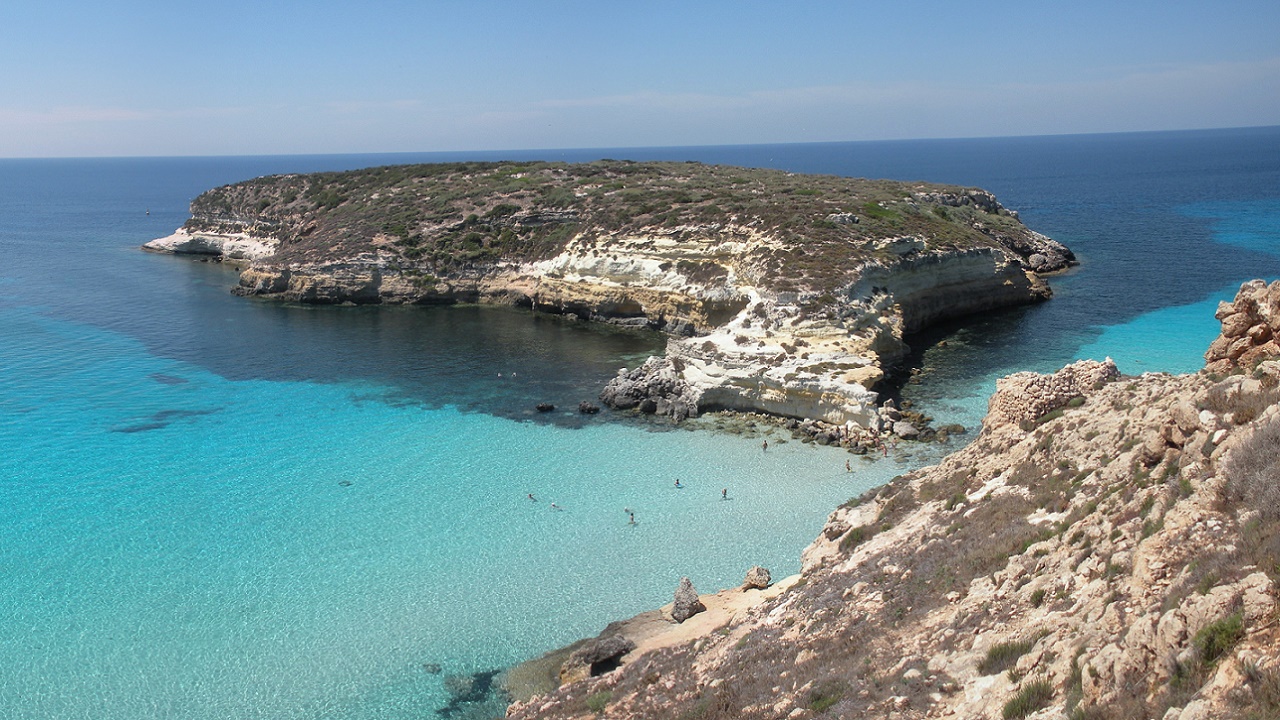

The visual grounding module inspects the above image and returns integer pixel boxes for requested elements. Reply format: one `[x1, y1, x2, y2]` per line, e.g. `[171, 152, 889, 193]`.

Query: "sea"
[1, 126, 1278, 719]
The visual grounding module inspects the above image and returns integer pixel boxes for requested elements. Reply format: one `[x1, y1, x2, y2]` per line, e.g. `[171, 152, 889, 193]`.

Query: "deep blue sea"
[1, 127, 1278, 719]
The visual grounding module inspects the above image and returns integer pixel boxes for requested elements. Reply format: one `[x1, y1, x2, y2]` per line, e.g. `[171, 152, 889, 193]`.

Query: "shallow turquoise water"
[0, 307, 891, 719]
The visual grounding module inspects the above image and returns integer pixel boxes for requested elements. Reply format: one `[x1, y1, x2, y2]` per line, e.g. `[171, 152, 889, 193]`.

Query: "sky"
[2, 0, 1279, 157]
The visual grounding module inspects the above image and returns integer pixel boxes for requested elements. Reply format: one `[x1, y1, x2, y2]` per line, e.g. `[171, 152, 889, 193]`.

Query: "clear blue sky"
[3, 0, 1278, 157]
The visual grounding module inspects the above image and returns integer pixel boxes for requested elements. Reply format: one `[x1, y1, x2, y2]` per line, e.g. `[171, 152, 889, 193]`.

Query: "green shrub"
[839, 525, 874, 552]
[1194, 612, 1244, 665]
[807, 679, 847, 713]
[585, 690, 612, 713]
[980, 638, 1037, 675]
[1004, 679, 1054, 719]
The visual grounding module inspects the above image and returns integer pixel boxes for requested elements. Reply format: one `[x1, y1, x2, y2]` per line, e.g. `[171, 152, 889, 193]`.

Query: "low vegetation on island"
[183, 160, 1056, 298]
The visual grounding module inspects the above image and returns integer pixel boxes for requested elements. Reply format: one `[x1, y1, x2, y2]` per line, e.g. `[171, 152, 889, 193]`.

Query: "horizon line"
[2, 123, 1277, 162]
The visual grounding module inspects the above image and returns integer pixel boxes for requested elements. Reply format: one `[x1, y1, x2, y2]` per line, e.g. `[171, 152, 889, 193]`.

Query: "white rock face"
[143, 228, 277, 261]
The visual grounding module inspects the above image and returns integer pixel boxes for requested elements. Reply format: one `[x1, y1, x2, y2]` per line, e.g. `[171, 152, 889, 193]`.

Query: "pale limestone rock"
[671, 577, 706, 623]
[743, 566, 772, 590]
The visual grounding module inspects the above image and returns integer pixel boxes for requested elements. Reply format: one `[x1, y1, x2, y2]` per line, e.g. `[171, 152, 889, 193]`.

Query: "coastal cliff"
[503, 279, 1280, 720]
[145, 161, 1072, 427]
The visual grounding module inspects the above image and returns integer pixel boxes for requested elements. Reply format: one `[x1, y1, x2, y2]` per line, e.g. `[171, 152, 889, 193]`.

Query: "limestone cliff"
[506, 280, 1280, 720]
[144, 161, 1073, 427]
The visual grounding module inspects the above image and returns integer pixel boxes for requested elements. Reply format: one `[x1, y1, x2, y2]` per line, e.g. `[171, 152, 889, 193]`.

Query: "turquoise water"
[0, 306, 884, 719]
[3, 128, 1279, 718]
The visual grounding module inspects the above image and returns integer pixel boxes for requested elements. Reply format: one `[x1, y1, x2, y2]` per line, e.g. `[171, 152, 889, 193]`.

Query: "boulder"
[671, 577, 706, 623]
[600, 356, 700, 421]
[577, 401, 600, 414]
[743, 566, 772, 590]
[893, 421, 920, 440]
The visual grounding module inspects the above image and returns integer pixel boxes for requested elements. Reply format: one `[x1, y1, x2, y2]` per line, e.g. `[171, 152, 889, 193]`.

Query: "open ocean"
[1, 126, 1278, 719]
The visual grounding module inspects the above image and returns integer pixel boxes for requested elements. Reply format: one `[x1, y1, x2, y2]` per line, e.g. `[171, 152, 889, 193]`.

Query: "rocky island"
[145, 161, 1073, 430]
[504, 280, 1280, 720]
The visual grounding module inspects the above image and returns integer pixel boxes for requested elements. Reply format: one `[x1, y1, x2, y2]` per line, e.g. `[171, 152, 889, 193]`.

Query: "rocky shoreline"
[144, 161, 1074, 436]
[502, 279, 1280, 720]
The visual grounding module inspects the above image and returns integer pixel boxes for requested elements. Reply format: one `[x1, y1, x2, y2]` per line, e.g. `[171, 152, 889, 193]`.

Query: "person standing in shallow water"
[721, 488, 728, 500]
[762, 439, 768, 451]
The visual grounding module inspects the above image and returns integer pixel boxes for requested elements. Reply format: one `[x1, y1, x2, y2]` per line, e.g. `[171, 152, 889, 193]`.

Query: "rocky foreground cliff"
[504, 279, 1280, 720]
[145, 161, 1072, 429]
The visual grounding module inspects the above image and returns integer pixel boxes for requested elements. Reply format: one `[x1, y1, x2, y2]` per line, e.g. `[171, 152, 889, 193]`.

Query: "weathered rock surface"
[671, 577, 706, 623]
[742, 566, 772, 590]
[142, 228, 275, 261]
[985, 357, 1120, 429]
[599, 355, 699, 420]
[505, 280, 1280, 720]
[1205, 278, 1280, 374]
[557, 634, 635, 686]
[147, 161, 1073, 429]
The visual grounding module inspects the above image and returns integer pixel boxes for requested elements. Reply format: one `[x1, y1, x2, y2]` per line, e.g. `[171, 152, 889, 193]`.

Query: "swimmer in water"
[550, 502, 561, 510]
[628, 512, 636, 525]
[674, 479, 683, 489]
[527, 493, 536, 502]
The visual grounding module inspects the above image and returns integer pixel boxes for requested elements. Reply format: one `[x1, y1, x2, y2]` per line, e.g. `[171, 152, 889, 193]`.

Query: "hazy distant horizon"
[4, 123, 1278, 162]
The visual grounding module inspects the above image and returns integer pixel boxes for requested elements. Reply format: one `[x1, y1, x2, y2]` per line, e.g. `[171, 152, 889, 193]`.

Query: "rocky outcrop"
[985, 357, 1121, 429]
[142, 228, 276, 262]
[557, 635, 635, 686]
[147, 161, 1074, 429]
[505, 280, 1280, 720]
[1205, 278, 1280, 374]
[670, 578, 706, 623]
[599, 356, 700, 420]
[742, 566, 772, 590]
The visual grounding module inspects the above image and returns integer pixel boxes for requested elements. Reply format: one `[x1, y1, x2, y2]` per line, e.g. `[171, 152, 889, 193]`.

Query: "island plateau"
[145, 160, 1073, 431]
